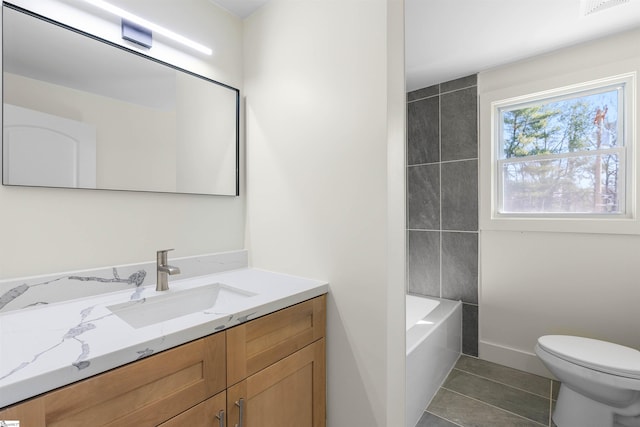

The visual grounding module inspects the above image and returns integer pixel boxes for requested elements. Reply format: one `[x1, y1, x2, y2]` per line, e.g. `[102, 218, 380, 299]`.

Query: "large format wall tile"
[408, 164, 440, 230]
[463, 303, 479, 356]
[442, 232, 478, 304]
[408, 230, 440, 297]
[406, 75, 479, 357]
[408, 96, 440, 165]
[440, 74, 477, 93]
[440, 87, 478, 161]
[408, 84, 438, 102]
[441, 160, 478, 231]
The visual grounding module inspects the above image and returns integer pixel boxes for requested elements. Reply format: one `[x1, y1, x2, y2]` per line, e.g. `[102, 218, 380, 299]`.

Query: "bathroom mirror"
[2, 4, 240, 196]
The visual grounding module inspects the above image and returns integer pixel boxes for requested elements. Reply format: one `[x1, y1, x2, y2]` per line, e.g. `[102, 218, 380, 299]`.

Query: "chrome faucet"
[156, 249, 181, 291]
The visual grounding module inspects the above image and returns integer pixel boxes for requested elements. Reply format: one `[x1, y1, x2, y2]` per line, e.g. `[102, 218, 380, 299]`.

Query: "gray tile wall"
[407, 75, 479, 356]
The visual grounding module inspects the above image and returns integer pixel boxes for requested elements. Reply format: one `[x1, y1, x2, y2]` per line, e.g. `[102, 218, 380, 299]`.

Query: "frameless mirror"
[2, 4, 239, 196]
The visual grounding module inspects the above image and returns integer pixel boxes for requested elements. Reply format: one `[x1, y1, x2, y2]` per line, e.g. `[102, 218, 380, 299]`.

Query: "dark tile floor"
[416, 355, 560, 427]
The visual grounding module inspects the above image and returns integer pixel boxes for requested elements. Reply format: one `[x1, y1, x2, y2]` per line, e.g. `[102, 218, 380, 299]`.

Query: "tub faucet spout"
[156, 249, 181, 291]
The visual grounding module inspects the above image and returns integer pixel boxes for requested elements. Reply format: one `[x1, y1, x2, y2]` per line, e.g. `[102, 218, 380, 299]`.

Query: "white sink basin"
[107, 283, 256, 328]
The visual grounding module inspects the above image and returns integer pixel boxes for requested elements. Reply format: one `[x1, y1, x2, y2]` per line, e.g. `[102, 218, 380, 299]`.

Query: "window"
[493, 74, 634, 218]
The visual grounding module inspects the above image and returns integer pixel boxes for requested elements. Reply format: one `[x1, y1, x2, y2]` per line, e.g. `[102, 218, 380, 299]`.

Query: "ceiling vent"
[581, 0, 630, 16]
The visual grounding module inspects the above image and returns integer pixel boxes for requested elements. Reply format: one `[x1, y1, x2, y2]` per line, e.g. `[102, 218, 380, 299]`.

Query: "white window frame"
[495, 77, 630, 218]
[480, 72, 638, 234]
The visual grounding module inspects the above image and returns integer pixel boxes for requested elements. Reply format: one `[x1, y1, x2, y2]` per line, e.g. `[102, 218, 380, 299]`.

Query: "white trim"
[492, 74, 631, 114]
[479, 340, 554, 379]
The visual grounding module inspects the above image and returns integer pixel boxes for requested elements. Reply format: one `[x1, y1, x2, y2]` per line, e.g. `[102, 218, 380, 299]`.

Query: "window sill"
[479, 214, 640, 235]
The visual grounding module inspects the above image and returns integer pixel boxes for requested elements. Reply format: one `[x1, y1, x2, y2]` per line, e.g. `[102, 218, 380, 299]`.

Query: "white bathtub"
[406, 294, 461, 427]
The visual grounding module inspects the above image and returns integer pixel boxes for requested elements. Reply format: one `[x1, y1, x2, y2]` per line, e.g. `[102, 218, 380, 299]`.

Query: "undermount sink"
[107, 283, 256, 329]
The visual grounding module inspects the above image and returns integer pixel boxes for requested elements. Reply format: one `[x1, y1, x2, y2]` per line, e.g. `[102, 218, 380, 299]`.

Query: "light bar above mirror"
[82, 0, 213, 55]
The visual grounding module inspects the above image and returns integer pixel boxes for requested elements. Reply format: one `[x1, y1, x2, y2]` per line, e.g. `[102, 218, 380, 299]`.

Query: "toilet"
[535, 335, 640, 427]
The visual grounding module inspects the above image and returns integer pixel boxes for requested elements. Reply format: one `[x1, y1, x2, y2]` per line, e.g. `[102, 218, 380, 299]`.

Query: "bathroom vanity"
[0, 295, 326, 426]
[0, 253, 328, 426]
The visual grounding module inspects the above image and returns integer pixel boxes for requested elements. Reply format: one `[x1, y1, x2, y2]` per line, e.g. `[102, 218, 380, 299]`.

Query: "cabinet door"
[0, 399, 45, 426]
[227, 295, 326, 386]
[158, 391, 226, 427]
[227, 339, 325, 427]
[0, 332, 225, 427]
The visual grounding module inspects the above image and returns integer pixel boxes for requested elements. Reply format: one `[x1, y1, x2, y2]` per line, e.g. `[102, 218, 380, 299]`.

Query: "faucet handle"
[157, 249, 175, 265]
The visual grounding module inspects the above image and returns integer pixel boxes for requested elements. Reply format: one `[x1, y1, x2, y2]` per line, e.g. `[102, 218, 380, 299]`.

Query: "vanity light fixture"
[82, 0, 213, 55]
[122, 19, 152, 49]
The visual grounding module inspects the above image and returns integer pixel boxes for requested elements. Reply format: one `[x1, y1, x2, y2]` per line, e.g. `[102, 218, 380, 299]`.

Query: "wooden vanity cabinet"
[226, 295, 326, 427]
[0, 332, 226, 427]
[0, 295, 327, 427]
[227, 339, 325, 427]
[157, 391, 226, 427]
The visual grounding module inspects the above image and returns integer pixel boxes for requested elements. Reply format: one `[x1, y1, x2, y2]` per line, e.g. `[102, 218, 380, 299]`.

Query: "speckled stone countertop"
[0, 266, 328, 408]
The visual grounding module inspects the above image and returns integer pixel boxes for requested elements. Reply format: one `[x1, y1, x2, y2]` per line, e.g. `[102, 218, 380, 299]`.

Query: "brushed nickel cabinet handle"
[234, 398, 245, 427]
[215, 409, 225, 427]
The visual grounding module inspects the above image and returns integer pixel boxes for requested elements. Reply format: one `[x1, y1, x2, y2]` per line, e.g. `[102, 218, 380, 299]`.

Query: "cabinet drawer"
[0, 332, 225, 427]
[158, 390, 226, 427]
[226, 295, 326, 385]
[0, 399, 44, 426]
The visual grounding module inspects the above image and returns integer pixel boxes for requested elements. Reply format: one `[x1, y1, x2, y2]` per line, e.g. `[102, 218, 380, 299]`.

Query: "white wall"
[176, 73, 238, 195]
[479, 28, 640, 377]
[4, 72, 178, 192]
[2, 1, 408, 425]
[243, 1, 406, 425]
[0, 0, 245, 278]
[385, 0, 406, 425]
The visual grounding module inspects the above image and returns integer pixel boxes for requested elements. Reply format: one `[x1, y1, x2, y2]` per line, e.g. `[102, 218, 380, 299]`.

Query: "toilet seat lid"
[538, 335, 640, 380]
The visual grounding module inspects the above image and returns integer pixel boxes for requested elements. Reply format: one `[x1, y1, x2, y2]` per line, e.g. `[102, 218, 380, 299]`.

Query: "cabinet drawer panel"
[158, 391, 226, 427]
[227, 295, 326, 385]
[0, 398, 45, 427]
[54, 364, 205, 427]
[43, 332, 225, 427]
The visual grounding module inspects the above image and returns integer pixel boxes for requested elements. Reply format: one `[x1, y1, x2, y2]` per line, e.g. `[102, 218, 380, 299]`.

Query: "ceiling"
[405, 0, 640, 91]
[209, 0, 640, 92]
[208, 0, 269, 18]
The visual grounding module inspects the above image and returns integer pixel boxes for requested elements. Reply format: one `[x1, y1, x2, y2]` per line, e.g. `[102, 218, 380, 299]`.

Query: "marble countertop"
[0, 268, 328, 408]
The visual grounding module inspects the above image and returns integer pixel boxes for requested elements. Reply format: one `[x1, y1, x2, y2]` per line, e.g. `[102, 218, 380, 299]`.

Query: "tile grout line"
[408, 228, 479, 234]
[443, 229, 479, 235]
[438, 90, 443, 299]
[439, 387, 550, 427]
[451, 366, 553, 400]
[407, 83, 478, 104]
[407, 93, 439, 103]
[548, 381, 554, 427]
[424, 410, 465, 427]
[439, 84, 478, 96]
[408, 157, 479, 168]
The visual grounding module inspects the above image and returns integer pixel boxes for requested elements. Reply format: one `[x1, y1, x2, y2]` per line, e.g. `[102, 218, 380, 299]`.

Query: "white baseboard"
[479, 340, 555, 379]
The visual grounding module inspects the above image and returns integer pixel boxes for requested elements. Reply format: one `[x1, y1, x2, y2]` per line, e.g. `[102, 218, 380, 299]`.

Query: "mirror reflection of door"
[2, 104, 97, 188]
